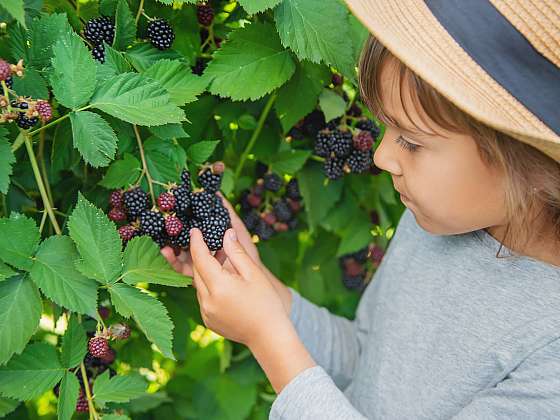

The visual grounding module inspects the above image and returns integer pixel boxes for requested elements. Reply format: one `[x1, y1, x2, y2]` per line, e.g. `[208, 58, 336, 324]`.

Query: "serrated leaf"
[11, 68, 49, 99]
[70, 111, 118, 168]
[123, 237, 191, 287]
[149, 123, 189, 140]
[274, 0, 355, 77]
[91, 73, 186, 126]
[319, 89, 347, 122]
[0, 396, 19, 417]
[126, 43, 185, 73]
[0, 262, 16, 282]
[144, 59, 208, 106]
[269, 150, 311, 175]
[108, 283, 174, 359]
[67, 193, 123, 284]
[113, 0, 136, 50]
[144, 137, 186, 184]
[50, 31, 97, 109]
[0, 342, 64, 400]
[1, 0, 26, 29]
[60, 315, 87, 369]
[0, 128, 16, 194]
[29, 13, 73, 69]
[238, 0, 282, 15]
[58, 371, 80, 420]
[205, 22, 295, 101]
[187, 140, 220, 164]
[93, 371, 147, 404]
[0, 213, 40, 270]
[99, 153, 142, 189]
[0, 275, 42, 365]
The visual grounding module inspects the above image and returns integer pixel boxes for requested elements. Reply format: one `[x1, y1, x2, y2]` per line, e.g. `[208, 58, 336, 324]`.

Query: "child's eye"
[395, 136, 420, 153]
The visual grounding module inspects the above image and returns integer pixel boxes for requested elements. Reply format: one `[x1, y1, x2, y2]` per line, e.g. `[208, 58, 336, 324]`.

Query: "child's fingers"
[192, 265, 209, 298]
[222, 229, 259, 280]
[189, 228, 224, 293]
[161, 246, 183, 272]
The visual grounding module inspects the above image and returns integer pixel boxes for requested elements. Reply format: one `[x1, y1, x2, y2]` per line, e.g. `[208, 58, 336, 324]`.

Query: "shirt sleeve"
[269, 365, 368, 420]
[452, 337, 560, 419]
[287, 287, 368, 390]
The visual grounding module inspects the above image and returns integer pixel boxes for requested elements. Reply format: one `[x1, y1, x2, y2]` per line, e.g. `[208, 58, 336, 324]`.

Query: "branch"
[133, 124, 155, 205]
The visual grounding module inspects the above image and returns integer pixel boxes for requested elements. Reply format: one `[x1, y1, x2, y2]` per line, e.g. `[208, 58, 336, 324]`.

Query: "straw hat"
[345, 0, 560, 162]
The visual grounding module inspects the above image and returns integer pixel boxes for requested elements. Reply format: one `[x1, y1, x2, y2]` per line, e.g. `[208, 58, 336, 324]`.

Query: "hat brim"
[345, 0, 560, 162]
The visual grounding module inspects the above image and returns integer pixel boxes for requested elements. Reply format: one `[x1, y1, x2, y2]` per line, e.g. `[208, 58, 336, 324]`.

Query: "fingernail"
[228, 229, 237, 242]
[189, 228, 196, 237]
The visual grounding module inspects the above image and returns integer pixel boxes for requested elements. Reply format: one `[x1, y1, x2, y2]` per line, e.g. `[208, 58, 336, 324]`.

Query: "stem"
[310, 155, 325, 163]
[135, 0, 145, 25]
[1, 80, 12, 113]
[234, 93, 277, 180]
[133, 124, 155, 205]
[24, 135, 62, 235]
[37, 130, 54, 206]
[79, 362, 99, 420]
[38, 210, 48, 233]
[27, 105, 91, 137]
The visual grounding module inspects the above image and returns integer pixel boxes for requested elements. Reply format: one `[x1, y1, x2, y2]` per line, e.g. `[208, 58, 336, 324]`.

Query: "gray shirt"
[269, 208, 560, 419]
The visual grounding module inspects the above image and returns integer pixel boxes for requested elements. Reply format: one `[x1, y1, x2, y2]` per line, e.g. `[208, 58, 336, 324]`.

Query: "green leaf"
[0, 127, 16, 194]
[238, 0, 282, 14]
[0, 342, 64, 400]
[276, 61, 330, 132]
[205, 22, 296, 101]
[67, 193, 123, 284]
[11, 68, 49, 99]
[93, 371, 147, 404]
[70, 111, 118, 168]
[144, 137, 186, 184]
[0, 262, 17, 282]
[126, 43, 185, 73]
[0, 275, 42, 365]
[109, 283, 175, 359]
[0, 397, 19, 417]
[29, 13, 73, 69]
[50, 31, 97, 109]
[1, 0, 27, 29]
[149, 123, 189, 140]
[113, 0, 136, 50]
[60, 315, 88, 369]
[274, 0, 355, 77]
[57, 371, 80, 420]
[122, 237, 191, 287]
[187, 140, 220, 165]
[31, 235, 98, 315]
[0, 213, 40, 270]
[318, 89, 347, 122]
[269, 150, 311, 175]
[91, 73, 186, 126]
[99, 153, 142, 189]
[144, 59, 209, 106]
[96, 43, 133, 83]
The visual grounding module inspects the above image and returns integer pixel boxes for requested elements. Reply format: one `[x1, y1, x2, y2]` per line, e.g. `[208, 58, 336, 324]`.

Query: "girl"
[162, 0, 560, 418]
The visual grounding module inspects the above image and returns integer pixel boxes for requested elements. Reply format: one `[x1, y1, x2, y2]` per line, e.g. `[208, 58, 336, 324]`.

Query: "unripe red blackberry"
[165, 215, 183, 236]
[108, 207, 127, 222]
[262, 212, 277, 226]
[197, 3, 215, 26]
[146, 18, 175, 50]
[0, 59, 11, 81]
[109, 190, 124, 208]
[274, 222, 289, 232]
[343, 258, 364, 277]
[76, 389, 89, 412]
[369, 244, 385, 265]
[88, 336, 110, 358]
[99, 347, 116, 365]
[118, 225, 137, 242]
[157, 192, 176, 212]
[263, 173, 282, 192]
[353, 130, 374, 151]
[108, 323, 131, 340]
[35, 100, 53, 123]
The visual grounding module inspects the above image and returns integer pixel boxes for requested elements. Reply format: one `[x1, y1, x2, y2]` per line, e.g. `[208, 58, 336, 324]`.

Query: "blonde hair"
[358, 34, 560, 259]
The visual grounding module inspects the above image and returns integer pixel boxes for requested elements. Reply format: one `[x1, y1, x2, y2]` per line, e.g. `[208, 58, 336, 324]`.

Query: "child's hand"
[188, 227, 290, 348]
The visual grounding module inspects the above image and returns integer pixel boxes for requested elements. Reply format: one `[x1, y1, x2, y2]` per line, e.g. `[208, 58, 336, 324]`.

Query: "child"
[162, 0, 560, 418]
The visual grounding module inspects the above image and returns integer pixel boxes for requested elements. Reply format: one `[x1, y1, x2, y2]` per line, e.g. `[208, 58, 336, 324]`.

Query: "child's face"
[373, 58, 507, 235]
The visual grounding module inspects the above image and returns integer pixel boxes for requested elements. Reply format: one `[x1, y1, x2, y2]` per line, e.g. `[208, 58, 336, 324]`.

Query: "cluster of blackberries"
[314, 117, 381, 180]
[3, 98, 52, 129]
[197, 2, 215, 26]
[83, 16, 115, 63]
[146, 18, 175, 50]
[239, 165, 303, 241]
[338, 243, 385, 291]
[110, 162, 231, 252]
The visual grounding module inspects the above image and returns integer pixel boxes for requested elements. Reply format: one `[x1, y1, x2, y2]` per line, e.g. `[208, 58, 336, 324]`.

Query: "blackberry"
[285, 178, 301, 199]
[99, 306, 111, 320]
[369, 245, 385, 265]
[273, 199, 292, 222]
[118, 225, 137, 242]
[287, 198, 302, 213]
[330, 129, 353, 158]
[345, 149, 372, 173]
[84, 16, 115, 45]
[351, 247, 369, 264]
[242, 210, 260, 231]
[76, 389, 89, 412]
[201, 217, 228, 251]
[353, 130, 374, 151]
[287, 217, 298, 230]
[331, 73, 343, 86]
[342, 272, 365, 290]
[274, 222, 289, 232]
[314, 130, 331, 158]
[324, 157, 344, 180]
[157, 192, 176, 212]
[191, 57, 209, 75]
[150, 231, 170, 248]
[356, 118, 381, 138]
[213, 202, 231, 226]
[327, 117, 342, 131]
[0, 59, 11, 81]
[170, 224, 190, 248]
[197, 3, 214, 26]
[247, 192, 262, 208]
[198, 168, 222, 193]
[255, 161, 268, 179]
[347, 103, 362, 117]
[146, 18, 175, 50]
[88, 336, 110, 358]
[172, 185, 191, 214]
[239, 189, 252, 212]
[140, 210, 165, 236]
[254, 219, 274, 241]
[165, 215, 183, 236]
[302, 110, 326, 138]
[180, 169, 192, 189]
[15, 113, 38, 129]
[263, 173, 282, 192]
[191, 190, 215, 219]
[123, 187, 149, 218]
[4, 76, 12, 89]
[35, 101, 53, 123]
[108, 207, 127, 222]
[287, 127, 304, 141]
[109, 190, 124, 208]
[91, 43, 105, 63]
[262, 212, 277, 226]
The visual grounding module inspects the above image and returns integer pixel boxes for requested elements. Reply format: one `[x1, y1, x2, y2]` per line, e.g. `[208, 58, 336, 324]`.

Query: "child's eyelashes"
[395, 135, 420, 153]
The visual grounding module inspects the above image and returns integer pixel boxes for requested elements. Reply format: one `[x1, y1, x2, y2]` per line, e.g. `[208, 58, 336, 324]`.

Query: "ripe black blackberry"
[342, 272, 365, 290]
[171, 185, 191, 214]
[263, 173, 282, 192]
[330, 129, 353, 158]
[326, 117, 342, 131]
[345, 149, 372, 173]
[91, 43, 105, 63]
[243, 210, 260, 231]
[285, 178, 301, 200]
[324, 157, 344, 180]
[314, 130, 331, 158]
[351, 247, 369, 264]
[356, 118, 380, 138]
[273, 199, 292, 222]
[198, 168, 222, 193]
[149, 231, 170, 248]
[255, 161, 268, 179]
[123, 187, 149, 218]
[4, 76, 13, 89]
[254, 219, 274, 241]
[140, 209, 165, 236]
[197, 3, 215, 26]
[201, 217, 229, 251]
[191, 190, 215, 219]
[146, 18, 175, 50]
[239, 189, 252, 212]
[170, 224, 190, 248]
[213, 202, 231, 226]
[88, 336, 110, 358]
[84, 16, 115, 45]
[15, 113, 39, 129]
[180, 169, 192, 189]
[302, 109, 326, 138]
